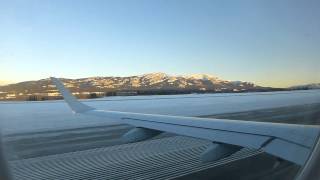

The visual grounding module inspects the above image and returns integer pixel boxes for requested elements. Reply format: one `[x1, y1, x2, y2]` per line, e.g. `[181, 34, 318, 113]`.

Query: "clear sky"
[1, 0, 319, 87]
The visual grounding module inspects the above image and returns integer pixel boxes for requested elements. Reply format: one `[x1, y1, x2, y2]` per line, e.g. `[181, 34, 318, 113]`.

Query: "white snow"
[0, 90, 320, 135]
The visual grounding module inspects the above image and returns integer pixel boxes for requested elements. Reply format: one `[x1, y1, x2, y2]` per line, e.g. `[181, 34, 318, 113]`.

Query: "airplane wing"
[51, 77, 320, 166]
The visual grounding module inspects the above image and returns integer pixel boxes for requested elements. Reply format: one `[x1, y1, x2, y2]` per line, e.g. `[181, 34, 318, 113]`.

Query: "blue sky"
[1, 0, 319, 87]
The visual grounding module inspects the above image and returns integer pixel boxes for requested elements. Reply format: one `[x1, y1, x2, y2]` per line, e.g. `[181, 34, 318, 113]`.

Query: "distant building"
[81, 92, 91, 95]
[66, 84, 75, 88]
[34, 93, 48, 96]
[48, 92, 60, 96]
[92, 92, 105, 95]
[5, 94, 16, 99]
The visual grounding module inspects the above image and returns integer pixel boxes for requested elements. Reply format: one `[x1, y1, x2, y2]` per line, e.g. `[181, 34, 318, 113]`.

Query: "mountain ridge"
[0, 72, 283, 101]
[289, 83, 320, 90]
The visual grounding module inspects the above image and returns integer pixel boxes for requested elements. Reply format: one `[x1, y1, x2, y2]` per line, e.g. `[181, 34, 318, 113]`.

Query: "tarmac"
[4, 103, 320, 179]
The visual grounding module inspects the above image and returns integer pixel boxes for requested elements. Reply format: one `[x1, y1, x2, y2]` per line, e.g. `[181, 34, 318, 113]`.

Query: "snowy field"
[1, 90, 320, 135]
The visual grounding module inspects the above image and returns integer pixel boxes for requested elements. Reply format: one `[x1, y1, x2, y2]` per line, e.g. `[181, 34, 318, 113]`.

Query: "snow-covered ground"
[1, 90, 320, 135]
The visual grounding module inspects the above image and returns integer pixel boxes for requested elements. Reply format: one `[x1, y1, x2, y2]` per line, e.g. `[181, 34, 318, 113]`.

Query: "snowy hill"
[0, 72, 274, 101]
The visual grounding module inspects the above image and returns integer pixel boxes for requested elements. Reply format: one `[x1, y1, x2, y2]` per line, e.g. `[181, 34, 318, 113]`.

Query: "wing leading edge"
[51, 77, 320, 166]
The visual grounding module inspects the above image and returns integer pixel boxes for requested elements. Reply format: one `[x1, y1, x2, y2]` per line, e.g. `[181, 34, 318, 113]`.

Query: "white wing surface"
[51, 77, 320, 166]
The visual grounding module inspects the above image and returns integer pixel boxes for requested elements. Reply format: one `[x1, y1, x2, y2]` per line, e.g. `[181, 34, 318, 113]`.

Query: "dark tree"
[88, 93, 97, 99]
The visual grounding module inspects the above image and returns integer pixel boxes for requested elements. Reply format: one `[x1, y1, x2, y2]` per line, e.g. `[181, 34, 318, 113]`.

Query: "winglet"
[50, 77, 95, 113]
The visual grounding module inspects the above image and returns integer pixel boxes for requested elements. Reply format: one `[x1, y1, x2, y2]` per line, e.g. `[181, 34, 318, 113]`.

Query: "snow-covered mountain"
[59, 72, 257, 91]
[0, 72, 270, 100]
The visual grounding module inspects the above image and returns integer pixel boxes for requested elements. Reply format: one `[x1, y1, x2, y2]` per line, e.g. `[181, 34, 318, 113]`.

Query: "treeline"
[24, 93, 104, 101]
[18, 87, 288, 101]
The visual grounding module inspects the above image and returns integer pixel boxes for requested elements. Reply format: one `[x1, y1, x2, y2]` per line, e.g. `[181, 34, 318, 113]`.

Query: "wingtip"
[50, 76, 95, 113]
